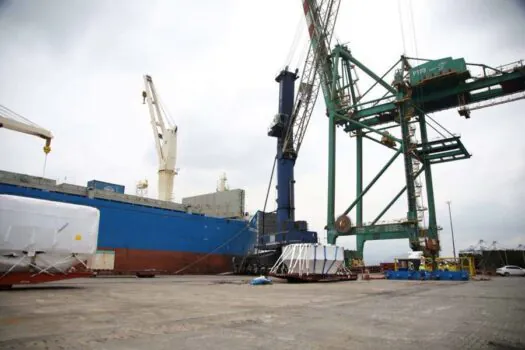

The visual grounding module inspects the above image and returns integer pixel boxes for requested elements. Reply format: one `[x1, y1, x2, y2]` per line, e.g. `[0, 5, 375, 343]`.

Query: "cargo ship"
[0, 170, 257, 275]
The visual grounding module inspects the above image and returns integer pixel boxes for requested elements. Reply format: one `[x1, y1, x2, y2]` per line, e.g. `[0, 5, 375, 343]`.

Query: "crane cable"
[42, 155, 48, 177]
[0, 104, 52, 177]
[397, 0, 419, 57]
[397, 0, 407, 55]
[173, 156, 278, 275]
[0, 104, 46, 129]
[172, 219, 254, 275]
[284, 11, 306, 70]
[407, 0, 418, 58]
[262, 156, 277, 213]
[157, 93, 177, 130]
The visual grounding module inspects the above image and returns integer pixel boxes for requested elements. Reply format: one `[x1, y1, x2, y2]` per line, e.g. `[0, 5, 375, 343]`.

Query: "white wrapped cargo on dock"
[0, 195, 100, 274]
[270, 243, 346, 277]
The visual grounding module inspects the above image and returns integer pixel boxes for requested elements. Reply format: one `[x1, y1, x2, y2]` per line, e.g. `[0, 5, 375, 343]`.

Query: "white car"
[496, 265, 525, 277]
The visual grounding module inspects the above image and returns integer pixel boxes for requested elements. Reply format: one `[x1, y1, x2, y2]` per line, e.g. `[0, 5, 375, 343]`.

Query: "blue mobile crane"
[233, 0, 341, 275]
[262, 67, 318, 247]
[232, 67, 320, 275]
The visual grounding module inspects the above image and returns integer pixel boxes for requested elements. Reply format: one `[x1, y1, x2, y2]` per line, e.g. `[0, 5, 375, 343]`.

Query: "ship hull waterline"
[96, 248, 238, 276]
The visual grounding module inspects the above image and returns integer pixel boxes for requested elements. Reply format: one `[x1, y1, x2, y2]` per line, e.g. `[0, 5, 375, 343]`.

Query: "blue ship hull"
[0, 181, 257, 274]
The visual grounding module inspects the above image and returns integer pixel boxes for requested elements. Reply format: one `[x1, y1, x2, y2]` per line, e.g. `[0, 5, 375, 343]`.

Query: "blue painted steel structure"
[258, 230, 318, 247]
[0, 183, 256, 257]
[385, 270, 470, 281]
[233, 69, 318, 276]
[273, 69, 298, 230]
[266, 68, 318, 247]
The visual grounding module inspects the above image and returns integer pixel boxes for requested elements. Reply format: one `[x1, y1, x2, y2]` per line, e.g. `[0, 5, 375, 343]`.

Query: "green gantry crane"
[325, 50, 525, 262]
[299, 0, 525, 264]
[296, 0, 525, 259]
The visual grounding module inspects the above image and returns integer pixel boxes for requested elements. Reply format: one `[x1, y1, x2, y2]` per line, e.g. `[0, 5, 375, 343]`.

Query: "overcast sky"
[1, 0, 524, 264]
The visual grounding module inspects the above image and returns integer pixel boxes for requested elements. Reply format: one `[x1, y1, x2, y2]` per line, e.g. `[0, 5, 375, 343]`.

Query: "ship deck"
[0, 169, 247, 219]
[0, 275, 524, 349]
[0, 169, 190, 213]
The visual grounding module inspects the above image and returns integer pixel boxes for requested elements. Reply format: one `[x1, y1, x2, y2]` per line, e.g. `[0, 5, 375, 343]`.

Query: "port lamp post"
[446, 201, 457, 260]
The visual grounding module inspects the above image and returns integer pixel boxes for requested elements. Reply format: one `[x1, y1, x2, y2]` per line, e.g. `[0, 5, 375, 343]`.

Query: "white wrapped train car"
[0, 194, 100, 287]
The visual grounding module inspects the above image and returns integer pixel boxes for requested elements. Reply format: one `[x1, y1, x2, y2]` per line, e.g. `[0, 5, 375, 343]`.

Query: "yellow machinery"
[394, 256, 474, 274]
[434, 256, 476, 277]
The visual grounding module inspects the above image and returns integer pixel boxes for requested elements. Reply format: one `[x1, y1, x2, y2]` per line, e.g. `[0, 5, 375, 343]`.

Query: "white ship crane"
[0, 104, 53, 175]
[0, 104, 53, 154]
[142, 75, 178, 202]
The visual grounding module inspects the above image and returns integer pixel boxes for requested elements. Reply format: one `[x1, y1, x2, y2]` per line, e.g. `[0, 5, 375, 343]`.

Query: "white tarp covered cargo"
[270, 243, 345, 276]
[0, 195, 100, 274]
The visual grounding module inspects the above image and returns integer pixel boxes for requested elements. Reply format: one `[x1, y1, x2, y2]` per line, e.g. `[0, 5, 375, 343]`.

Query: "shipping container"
[87, 180, 125, 194]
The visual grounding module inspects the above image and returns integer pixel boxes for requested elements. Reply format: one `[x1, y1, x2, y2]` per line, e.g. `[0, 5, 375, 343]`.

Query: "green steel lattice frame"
[321, 44, 525, 261]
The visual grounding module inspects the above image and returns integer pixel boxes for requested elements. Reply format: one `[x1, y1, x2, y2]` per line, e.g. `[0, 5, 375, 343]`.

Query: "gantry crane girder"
[322, 44, 525, 261]
[342, 57, 525, 127]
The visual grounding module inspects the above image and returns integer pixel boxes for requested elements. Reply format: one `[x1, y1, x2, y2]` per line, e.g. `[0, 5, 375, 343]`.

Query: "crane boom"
[282, 0, 341, 156]
[0, 104, 53, 154]
[142, 75, 178, 202]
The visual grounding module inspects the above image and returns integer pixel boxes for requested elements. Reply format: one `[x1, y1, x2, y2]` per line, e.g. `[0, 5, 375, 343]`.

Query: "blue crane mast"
[268, 69, 305, 237]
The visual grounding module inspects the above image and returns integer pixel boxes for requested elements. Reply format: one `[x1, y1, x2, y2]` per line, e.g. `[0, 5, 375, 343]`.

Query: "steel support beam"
[418, 114, 437, 241]
[370, 167, 424, 225]
[342, 147, 402, 216]
[399, 103, 418, 222]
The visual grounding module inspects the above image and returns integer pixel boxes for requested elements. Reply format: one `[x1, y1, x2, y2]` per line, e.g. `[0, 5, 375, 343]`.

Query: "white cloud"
[1, 0, 524, 265]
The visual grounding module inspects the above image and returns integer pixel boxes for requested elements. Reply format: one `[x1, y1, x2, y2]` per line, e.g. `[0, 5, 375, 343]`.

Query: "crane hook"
[142, 91, 147, 104]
